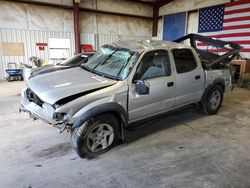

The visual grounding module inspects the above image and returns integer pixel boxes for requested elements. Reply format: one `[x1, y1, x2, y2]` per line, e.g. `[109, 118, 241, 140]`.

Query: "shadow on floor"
[33, 142, 71, 159]
[124, 106, 206, 143]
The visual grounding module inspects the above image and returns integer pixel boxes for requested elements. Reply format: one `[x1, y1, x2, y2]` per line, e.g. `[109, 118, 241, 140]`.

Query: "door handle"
[167, 82, 174, 87]
[195, 75, 201, 80]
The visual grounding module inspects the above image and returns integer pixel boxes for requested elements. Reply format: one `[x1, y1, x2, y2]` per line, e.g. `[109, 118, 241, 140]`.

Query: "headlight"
[53, 112, 67, 121]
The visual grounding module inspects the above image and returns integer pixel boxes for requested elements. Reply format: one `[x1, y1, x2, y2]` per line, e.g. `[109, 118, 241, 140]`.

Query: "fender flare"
[72, 102, 128, 139]
[201, 78, 225, 102]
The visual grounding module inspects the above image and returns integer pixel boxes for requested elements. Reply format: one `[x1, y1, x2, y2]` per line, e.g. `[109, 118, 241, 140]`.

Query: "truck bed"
[174, 34, 242, 69]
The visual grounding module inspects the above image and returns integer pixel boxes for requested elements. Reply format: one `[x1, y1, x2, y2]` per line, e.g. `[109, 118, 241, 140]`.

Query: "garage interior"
[0, 0, 250, 187]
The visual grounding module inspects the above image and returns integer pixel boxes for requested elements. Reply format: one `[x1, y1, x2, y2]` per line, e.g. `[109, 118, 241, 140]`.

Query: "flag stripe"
[224, 16, 250, 23]
[207, 32, 250, 38]
[223, 20, 250, 27]
[225, 0, 250, 7]
[225, 3, 250, 11]
[196, 49, 250, 53]
[197, 44, 250, 49]
[220, 37, 250, 42]
[223, 24, 250, 30]
[224, 12, 250, 19]
[197, 41, 250, 46]
[201, 29, 250, 36]
[224, 7, 250, 15]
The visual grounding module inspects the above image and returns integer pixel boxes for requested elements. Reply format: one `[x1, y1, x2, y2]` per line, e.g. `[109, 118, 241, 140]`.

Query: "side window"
[172, 49, 197, 74]
[135, 50, 171, 80]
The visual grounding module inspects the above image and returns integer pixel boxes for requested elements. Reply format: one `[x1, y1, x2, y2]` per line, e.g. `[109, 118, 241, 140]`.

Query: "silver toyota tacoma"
[20, 34, 241, 158]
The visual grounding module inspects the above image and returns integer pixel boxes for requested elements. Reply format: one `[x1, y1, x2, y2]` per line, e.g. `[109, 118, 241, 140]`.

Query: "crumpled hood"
[27, 67, 117, 105]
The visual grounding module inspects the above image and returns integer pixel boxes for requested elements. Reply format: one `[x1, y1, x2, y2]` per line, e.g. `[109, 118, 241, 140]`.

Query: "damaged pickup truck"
[20, 34, 241, 158]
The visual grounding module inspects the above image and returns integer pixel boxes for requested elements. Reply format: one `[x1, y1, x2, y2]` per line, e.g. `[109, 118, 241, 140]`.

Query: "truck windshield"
[83, 46, 139, 80]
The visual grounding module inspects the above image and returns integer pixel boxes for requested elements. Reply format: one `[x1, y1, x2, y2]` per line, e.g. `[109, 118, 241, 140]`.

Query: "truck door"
[171, 48, 205, 106]
[128, 50, 176, 122]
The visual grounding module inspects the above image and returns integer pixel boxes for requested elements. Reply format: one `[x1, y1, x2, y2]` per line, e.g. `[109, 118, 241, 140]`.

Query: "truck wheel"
[71, 114, 119, 158]
[199, 85, 224, 115]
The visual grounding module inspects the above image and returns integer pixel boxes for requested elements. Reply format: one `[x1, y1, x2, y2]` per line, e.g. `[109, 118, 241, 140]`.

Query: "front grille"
[25, 88, 44, 106]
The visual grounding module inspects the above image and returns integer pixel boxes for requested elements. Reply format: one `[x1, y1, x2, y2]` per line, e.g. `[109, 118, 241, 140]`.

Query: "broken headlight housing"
[53, 112, 67, 121]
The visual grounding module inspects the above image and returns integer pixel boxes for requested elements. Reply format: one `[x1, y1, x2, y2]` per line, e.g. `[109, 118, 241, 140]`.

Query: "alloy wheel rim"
[87, 123, 114, 152]
[209, 90, 221, 110]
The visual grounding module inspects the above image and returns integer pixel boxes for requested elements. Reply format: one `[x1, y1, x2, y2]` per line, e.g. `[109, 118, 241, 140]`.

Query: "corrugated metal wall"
[0, 28, 75, 80]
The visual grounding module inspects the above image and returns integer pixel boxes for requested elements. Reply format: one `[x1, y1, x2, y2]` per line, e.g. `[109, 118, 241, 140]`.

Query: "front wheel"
[71, 114, 119, 158]
[199, 85, 224, 115]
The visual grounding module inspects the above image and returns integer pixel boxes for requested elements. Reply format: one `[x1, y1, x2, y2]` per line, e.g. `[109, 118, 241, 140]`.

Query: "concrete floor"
[0, 81, 249, 188]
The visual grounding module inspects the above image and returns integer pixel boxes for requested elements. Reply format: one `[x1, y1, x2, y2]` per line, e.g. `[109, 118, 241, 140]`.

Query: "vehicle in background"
[20, 34, 242, 158]
[6, 62, 23, 81]
[29, 52, 95, 79]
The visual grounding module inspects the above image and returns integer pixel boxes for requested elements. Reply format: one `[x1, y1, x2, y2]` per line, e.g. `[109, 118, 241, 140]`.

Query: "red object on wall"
[81, 44, 94, 52]
[36, 43, 48, 46]
[39, 46, 45, 51]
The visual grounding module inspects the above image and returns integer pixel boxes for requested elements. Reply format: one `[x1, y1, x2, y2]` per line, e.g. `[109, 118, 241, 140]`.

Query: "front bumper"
[20, 93, 57, 125]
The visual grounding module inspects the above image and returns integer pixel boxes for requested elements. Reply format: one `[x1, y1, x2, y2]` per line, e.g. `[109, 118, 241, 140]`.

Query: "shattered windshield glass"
[84, 46, 139, 80]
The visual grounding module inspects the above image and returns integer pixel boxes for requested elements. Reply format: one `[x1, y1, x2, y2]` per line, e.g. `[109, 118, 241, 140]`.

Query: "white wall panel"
[140, 19, 153, 37]
[187, 11, 198, 34]
[157, 18, 163, 39]
[0, 2, 28, 30]
[119, 17, 141, 36]
[79, 13, 152, 37]
[0, 29, 74, 80]
[80, 12, 96, 33]
[80, 0, 96, 9]
[97, 14, 120, 35]
[0, 2, 73, 32]
[82, 0, 153, 17]
[26, 4, 72, 32]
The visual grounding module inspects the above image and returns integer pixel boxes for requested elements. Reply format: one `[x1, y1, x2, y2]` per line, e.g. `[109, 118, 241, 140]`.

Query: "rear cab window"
[172, 49, 197, 74]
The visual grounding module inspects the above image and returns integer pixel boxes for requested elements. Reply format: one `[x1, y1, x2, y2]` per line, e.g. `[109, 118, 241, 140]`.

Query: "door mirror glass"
[135, 80, 150, 95]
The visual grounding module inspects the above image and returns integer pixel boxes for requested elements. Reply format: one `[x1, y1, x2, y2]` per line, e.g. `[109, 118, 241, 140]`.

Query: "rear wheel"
[71, 114, 119, 158]
[199, 85, 224, 115]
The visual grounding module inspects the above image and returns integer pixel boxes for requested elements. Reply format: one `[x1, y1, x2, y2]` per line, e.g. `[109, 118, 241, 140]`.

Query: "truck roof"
[110, 40, 188, 53]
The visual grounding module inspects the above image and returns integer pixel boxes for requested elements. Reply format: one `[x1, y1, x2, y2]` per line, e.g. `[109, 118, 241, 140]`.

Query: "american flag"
[198, 0, 250, 58]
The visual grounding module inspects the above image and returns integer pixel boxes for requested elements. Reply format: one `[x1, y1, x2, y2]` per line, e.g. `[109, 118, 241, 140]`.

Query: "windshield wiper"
[92, 69, 118, 80]
[80, 64, 92, 72]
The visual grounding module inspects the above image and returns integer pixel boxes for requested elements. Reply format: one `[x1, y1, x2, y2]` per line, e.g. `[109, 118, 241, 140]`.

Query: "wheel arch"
[72, 102, 128, 140]
[202, 78, 225, 102]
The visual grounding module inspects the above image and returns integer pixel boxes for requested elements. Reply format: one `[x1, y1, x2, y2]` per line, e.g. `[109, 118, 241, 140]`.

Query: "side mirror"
[135, 80, 150, 95]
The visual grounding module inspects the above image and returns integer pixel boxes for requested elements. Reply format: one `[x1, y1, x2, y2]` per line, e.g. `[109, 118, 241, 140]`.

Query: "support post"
[152, 5, 159, 37]
[73, 0, 81, 54]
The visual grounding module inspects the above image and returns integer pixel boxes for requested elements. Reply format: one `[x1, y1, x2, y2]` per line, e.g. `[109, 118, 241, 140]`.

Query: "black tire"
[71, 114, 119, 158]
[7, 76, 11, 82]
[18, 76, 22, 81]
[199, 85, 224, 115]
